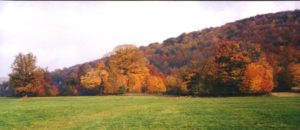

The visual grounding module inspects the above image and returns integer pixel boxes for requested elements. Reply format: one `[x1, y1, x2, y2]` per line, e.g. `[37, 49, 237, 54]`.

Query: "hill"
[48, 10, 300, 95]
[141, 10, 300, 73]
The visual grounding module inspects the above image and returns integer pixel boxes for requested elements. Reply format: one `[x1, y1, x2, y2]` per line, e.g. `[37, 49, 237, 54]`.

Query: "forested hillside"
[6, 10, 300, 96]
[141, 10, 300, 94]
[142, 10, 300, 73]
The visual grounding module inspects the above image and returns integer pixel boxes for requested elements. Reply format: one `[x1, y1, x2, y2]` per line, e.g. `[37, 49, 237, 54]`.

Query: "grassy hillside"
[0, 96, 299, 130]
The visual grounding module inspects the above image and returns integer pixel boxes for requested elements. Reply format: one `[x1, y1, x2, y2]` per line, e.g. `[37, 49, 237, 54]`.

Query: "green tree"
[209, 41, 261, 95]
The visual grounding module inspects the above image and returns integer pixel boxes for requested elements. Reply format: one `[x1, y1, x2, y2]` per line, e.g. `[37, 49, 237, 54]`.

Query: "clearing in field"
[0, 96, 299, 130]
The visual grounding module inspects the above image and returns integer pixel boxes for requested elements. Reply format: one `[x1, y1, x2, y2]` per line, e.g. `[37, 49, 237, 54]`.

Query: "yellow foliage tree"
[165, 75, 187, 94]
[80, 69, 102, 89]
[108, 44, 149, 93]
[128, 74, 145, 93]
[80, 63, 109, 94]
[165, 76, 178, 88]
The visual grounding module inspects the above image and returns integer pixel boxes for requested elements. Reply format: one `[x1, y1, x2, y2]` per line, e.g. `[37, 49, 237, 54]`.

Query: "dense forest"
[1, 10, 300, 97]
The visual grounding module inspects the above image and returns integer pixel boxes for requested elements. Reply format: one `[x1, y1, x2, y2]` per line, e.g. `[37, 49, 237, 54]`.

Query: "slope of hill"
[51, 10, 300, 94]
[141, 10, 300, 74]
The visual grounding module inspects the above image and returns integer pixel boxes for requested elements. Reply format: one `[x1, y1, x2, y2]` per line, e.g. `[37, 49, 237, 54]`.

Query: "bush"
[118, 86, 126, 94]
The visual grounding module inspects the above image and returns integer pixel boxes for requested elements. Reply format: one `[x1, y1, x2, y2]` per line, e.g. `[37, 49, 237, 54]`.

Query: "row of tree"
[8, 45, 167, 96]
[8, 42, 299, 97]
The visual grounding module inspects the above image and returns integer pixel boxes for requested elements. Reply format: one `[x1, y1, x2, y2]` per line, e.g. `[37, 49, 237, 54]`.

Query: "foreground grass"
[0, 96, 299, 130]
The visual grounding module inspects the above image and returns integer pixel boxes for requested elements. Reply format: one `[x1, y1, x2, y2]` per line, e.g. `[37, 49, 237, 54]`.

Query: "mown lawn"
[0, 96, 299, 130]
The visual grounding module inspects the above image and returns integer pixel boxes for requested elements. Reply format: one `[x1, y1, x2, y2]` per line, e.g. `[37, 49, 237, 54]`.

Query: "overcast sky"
[0, 1, 299, 77]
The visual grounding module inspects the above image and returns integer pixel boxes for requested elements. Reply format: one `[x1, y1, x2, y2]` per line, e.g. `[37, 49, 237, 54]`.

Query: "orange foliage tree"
[241, 56, 274, 94]
[146, 75, 166, 93]
[103, 73, 126, 94]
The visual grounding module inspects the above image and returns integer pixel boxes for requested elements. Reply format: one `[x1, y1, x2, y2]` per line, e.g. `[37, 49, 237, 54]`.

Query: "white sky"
[0, 1, 299, 77]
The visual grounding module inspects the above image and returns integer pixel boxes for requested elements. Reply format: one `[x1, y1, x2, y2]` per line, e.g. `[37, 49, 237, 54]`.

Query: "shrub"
[118, 86, 126, 94]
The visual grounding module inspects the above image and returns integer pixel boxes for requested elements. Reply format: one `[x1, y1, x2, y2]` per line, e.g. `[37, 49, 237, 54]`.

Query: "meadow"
[0, 96, 299, 130]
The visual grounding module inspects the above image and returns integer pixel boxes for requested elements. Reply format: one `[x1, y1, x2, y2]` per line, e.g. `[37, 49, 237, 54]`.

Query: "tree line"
[7, 41, 300, 97]
[3, 10, 300, 97]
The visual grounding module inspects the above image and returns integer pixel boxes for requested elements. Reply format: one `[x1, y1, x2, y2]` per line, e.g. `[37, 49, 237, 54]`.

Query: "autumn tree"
[9, 53, 51, 96]
[241, 55, 274, 94]
[77, 63, 92, 93]
[146, 75, 166, 93]
[165, 75, 179, 94]
[148, 64, 164, 78]
[181, 56, 216, 96]
[48, 86, 59, 96]
[108, 44, 149, 93]
[80, 61, 108, 95]
[32, 68, 51, 96]
[80, 69, 102, 89]
[103, 72, 125, 94]
[207, 41, 261, 95]
[183, 72, 210, 96]
[165, 75, 188, 95]
[288, 64, 300, 89]
[63, 70, 79, 96]
[272, 46, 300, 91]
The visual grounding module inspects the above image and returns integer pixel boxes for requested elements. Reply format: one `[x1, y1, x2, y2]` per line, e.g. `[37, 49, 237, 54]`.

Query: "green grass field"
[0, 96, 299, 130]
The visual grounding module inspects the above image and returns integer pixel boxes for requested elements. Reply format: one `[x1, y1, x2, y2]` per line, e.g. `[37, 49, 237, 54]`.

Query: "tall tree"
[108, 44, 149, 93]
[205, 41, 261, 95]
[9, 53, 38, 96]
